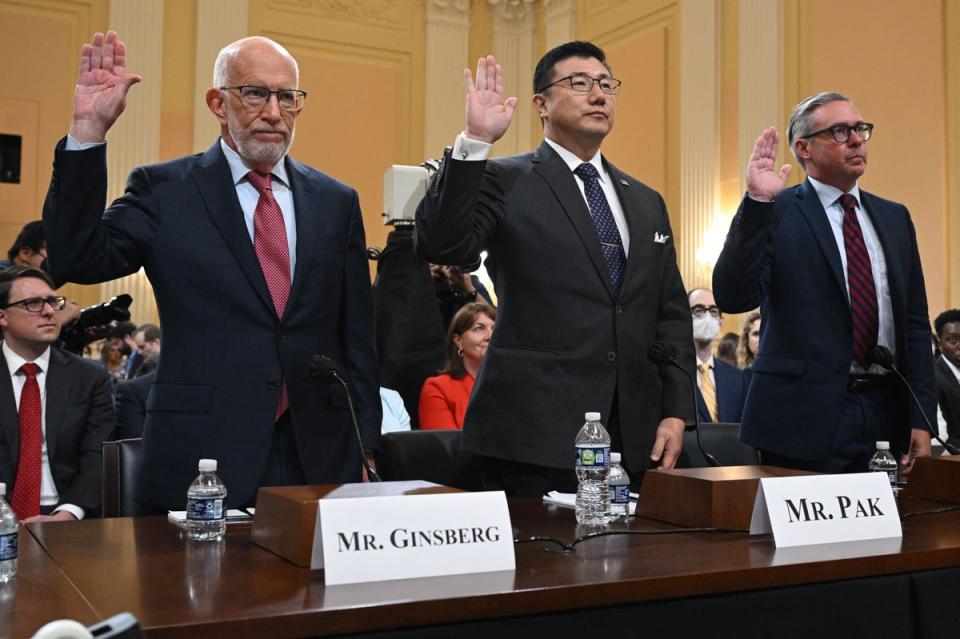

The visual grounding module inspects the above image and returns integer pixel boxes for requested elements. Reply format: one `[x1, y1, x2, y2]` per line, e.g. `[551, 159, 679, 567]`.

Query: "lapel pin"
[620, 179, 629, 186]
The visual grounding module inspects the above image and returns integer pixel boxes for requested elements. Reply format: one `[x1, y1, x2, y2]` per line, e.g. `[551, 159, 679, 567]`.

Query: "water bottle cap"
[198, 459, 218, 472]
[610, 452, 621, 463]
[584, 412, 601, 422]
[0, 482, 5, 495]
[876, 441, 890, 450]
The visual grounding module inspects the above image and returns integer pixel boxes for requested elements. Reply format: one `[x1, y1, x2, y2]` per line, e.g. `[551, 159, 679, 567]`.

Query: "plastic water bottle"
[868, 441, 899, 487]
[608, 452, 631, 521]
[575, 412, 611, 525]
[0, 483, 18, 582]
[185, 459, 227, 541]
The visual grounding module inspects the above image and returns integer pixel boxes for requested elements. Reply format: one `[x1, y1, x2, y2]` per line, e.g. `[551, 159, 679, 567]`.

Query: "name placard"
[749, 472, 901, 548]
[313, 491, 515, 585]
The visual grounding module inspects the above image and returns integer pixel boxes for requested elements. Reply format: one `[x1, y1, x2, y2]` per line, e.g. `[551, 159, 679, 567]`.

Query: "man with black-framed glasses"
[0, 266, 114, 522]
[42, 32, 381, 513]
[715, 91, 936, 477]
[416, 41, 694, 495]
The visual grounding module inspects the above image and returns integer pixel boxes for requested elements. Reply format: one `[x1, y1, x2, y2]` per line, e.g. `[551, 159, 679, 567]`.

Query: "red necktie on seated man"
[12, 363, 41, 519]
[247, 171, 291, 420]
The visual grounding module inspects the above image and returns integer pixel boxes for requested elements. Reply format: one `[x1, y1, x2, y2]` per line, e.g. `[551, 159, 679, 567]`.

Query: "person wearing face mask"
[689, 288, 747, 424]
[419, 303, 496, 430]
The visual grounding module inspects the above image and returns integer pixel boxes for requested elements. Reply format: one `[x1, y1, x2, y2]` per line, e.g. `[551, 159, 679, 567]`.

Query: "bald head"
[213, 36, 299, 89]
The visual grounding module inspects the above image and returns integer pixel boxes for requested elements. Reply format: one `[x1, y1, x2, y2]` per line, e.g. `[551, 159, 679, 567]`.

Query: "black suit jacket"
[936, 357, 960, 450]
[415, 142, 694, 472]
[0, 348, 115, 514]
[115, 371, 155, 440]
[42, 139, 381, 511]
[714, 180, 935, 458]
[695, 358, 746, 423]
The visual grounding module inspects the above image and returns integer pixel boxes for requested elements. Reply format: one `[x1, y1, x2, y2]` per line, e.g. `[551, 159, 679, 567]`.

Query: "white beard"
[227, 112, 294, 168]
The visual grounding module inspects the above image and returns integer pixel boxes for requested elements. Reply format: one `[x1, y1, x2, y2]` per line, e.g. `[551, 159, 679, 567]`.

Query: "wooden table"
[13, 496, 960, 638]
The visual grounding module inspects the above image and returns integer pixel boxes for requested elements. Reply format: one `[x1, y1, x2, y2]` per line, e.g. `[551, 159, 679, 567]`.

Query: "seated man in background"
[0, 266, 115, 521]
[689, 288, 746, 424]
[125, 323, 160, 379]
[935, 309, 960, 451]
[0, 221, 47, 270]
[419, 303, 495, 430]
[115, 356, 157, 440]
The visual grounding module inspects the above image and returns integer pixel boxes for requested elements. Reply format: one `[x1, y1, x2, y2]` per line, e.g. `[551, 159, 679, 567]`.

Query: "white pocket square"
[654, 232, 670, 244]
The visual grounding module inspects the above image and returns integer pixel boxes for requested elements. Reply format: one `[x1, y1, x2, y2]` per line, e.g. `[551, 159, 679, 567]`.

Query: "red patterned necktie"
[839, 193, 878, 368]
[11, 363, 41, 519]
[247, 171, 290, 420]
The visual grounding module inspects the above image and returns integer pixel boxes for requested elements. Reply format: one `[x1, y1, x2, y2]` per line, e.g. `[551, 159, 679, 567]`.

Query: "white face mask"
[692, 313, 721, 343]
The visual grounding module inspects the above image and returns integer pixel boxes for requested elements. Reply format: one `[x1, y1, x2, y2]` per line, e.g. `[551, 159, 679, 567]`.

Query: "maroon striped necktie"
[11, 363, 41, 519]
[839, 193, 878, 368]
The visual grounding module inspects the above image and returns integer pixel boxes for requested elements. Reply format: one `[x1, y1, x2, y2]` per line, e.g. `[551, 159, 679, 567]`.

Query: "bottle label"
[0, 532, 16, 561]
[575, 446, 610, 468]
[609, 483, 630, 504]
[186, 498, 224, 521]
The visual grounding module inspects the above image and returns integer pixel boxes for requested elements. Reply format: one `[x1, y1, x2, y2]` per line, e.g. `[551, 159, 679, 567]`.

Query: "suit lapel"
[796, 179, 848, 302]
[191, 141, 276, 317]
[532, 142, 616, 300]
[285, 157, 320, 322]
[0, 353, 18, 471]
[43, 349, 73, 463]
[938, 357, 960, 393]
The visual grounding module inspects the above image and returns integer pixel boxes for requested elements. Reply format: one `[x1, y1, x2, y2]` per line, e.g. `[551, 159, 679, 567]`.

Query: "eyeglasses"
[2, 296, 66, 312]
[536, 73, 622, 95]
[220, 85, 307, 111]
[800, 121, 874, 144]
[690, 305, 721, 318]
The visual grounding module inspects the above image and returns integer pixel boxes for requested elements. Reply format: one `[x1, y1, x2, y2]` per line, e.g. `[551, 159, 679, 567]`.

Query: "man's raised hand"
[464, 55, 517, 145]
[746, 127, 792, 202]
[69, 31, 142, 143]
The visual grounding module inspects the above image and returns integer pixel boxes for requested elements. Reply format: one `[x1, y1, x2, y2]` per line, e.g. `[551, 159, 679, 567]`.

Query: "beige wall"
[0, 0, 957, 329]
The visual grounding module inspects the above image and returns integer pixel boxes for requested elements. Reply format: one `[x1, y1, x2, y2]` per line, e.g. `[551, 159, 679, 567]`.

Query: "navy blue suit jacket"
[43, 139, 380, 511]
[695, 358, 746, 423]
[713, 180, 935, 459]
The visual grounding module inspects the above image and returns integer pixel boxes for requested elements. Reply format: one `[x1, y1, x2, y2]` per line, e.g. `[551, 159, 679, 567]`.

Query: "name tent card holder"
[750, 472, 901, 548]
[313, 491, 516, 585]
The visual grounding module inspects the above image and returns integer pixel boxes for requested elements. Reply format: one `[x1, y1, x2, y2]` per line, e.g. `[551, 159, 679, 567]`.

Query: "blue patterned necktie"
[574, 162, 626, 294]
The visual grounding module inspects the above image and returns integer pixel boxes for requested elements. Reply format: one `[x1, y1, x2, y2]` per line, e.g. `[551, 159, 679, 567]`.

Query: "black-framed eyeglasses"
[690, 304, 721, 318]
[801, 121, 874, 144]
[220, 85, 307, 111]
[536, 73, 622, 95]
[2, 296, 66, 312]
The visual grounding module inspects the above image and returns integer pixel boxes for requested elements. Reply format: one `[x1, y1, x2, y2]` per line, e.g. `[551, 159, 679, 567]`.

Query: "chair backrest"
[101, 438, 143, 517]
[678, 423, 759, 468]
[378, 430, 483, 491]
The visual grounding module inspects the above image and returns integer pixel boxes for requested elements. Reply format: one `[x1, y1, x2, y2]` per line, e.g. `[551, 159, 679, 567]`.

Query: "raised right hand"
[69, 31, 142, 143]
[746, 127, 792, 202]
[464, 55, 518, 144]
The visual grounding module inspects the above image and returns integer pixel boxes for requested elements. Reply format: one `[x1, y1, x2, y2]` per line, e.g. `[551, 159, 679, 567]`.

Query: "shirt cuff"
[53, 504, 85, 520]
[65, 135, 106, 151]
[452, 132, 492, 161]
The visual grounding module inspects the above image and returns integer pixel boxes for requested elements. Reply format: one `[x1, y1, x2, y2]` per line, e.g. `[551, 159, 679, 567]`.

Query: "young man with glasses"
[42, 33, 380, 512]
[688, 288, 746, 424]
[714, 92, 936, 475]
[0, 266, 114, 522]
[415, 41, 694, 495]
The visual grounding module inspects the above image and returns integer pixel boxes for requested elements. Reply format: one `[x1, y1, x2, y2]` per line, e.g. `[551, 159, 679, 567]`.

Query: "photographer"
[431, 263, 493, 329]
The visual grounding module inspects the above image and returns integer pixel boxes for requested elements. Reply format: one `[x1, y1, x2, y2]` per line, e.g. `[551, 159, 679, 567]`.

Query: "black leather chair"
[678, 423, 759, 468]
[378, 430, 483, 491]
[101, 438, 143, 517]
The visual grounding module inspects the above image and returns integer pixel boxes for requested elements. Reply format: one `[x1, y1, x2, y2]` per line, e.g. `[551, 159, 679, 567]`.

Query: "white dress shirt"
[807, 177, 894, 373]
[451, 132, 630, 256]
[3, 342, 82, 519]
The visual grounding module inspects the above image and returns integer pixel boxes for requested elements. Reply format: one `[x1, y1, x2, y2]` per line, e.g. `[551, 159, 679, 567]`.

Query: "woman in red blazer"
[419, 302, 496, 429]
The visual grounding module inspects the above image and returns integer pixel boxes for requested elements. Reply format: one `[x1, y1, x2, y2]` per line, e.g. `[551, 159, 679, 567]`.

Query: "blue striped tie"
[574, 163, 626, 294]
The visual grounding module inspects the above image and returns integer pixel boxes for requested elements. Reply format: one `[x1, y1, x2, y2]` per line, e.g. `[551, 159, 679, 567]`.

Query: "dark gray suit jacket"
[415, 141, 695, 472]
[0, 347, 115, 515]
[936, 357, 960, 450]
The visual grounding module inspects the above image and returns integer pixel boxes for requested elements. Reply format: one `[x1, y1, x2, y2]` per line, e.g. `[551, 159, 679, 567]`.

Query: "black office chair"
[101, 438, 143, 517]
[677, 423, 759, 468]
[378, 430, 483, 491]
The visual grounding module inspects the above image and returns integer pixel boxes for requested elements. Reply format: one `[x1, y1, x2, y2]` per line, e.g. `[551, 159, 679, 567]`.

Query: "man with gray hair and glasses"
[714, 92, 936, 476]
[41, 32, 380, 513]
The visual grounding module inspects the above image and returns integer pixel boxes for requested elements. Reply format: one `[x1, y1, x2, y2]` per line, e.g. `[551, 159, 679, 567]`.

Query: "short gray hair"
[211, 37, 299, 88]
[786, 91, 850, 165]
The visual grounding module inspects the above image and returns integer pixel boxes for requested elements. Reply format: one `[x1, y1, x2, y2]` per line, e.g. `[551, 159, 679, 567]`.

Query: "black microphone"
[647, 341, 721, 467]
[309, 354, 381, 482]
[871, 345, 960, 456]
